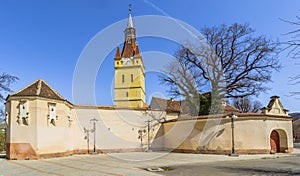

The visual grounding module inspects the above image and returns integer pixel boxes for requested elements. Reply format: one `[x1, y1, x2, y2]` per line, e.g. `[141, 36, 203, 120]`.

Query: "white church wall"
[36, 99, 73, 154]
[72, 107, 165, 152]
[159, 115, 293, 154]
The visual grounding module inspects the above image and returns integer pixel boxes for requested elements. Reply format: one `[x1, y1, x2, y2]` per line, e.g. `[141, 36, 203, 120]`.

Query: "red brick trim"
[280, 147, 293, 153]
[39, 148, 143, 159]
[162, 148, 292, 154]
[6, 145, 144, 160]
[6, 145, 293, 160]
[99, 148, 143, 153]
[6, 143, 39, 160]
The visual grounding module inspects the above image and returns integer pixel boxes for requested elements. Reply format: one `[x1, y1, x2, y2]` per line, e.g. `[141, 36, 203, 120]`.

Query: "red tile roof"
[8, 79, 65, 101]
[224, 104, 242, 113]
[115, 46, 121, 58]
[150, 97, 181, 112]
[150, 96, 241, 114]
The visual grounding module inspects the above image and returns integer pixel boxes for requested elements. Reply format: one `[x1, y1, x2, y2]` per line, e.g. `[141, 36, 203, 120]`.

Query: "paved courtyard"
[163, 155, 300, 176]
[0, 148, 299, 176]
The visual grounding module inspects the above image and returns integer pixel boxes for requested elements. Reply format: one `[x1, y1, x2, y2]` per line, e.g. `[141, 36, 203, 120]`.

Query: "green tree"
[0, 122, 5, 153]
[181, 93, 211, 116]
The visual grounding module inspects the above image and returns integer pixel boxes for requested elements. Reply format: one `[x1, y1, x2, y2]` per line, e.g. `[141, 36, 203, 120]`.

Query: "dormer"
[261, 96, 289, 116]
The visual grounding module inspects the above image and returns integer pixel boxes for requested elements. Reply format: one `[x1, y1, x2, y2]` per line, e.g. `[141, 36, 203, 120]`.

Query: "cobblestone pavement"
[0, 149, 299, 176]
[162, 155, 300, 176]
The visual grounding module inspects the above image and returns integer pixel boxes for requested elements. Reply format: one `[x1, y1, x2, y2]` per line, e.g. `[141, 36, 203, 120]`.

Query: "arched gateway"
[270, 130, 280, 153]
[270, 129, 288, 153]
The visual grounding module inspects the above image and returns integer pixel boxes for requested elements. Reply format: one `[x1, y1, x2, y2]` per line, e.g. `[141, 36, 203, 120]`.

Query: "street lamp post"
[90, 117, 98, 154]
[226, 113, 239, 157]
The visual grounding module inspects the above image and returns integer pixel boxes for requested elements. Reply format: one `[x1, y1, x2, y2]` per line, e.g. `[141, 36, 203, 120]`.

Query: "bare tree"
[233, 97, 262, 113]
[162, 57, 202, 100]
[0, 72, 18, 118]
[162, 23, 280, 114]
[281, 16, 300, 59]
[161, 58, 201, 115]
[281, 16, 300, 97]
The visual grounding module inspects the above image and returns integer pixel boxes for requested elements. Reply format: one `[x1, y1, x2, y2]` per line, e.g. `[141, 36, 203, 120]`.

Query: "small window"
[122, 75, 125, 83]
[136, 60, 138, 64]
[274, 108, 280, 114]
[117, 62, 119, 65]
[67, 108, 72, 124]
[127, 39, 131, 44]
[126, 92, 129, 97]
[5, 111, 8, 124]
[131, 74, 134, 83]
[18, 100, 29, 125]
[48, 103, 57, 126]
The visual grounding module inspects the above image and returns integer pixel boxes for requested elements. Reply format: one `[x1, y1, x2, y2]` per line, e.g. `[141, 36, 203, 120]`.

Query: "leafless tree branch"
[161, 23, 279, 114]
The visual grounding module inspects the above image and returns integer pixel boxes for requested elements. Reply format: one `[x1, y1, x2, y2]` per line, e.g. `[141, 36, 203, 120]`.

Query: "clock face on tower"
[121, 57, 133, 65]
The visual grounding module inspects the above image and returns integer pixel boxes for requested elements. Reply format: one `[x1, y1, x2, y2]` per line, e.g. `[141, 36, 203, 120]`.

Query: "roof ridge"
[39, 79, 66, 100]
[9, 78, 66, 101]
[152, 96, 175, 101]
[10, 78, 43, 96]
[36, 79, 42, 96]
[225, 103, 241, 111]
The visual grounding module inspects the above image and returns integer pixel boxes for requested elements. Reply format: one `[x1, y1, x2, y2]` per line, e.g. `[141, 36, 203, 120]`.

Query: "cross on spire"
[127, 4, 134, 28]
[129, 4, 132, 14]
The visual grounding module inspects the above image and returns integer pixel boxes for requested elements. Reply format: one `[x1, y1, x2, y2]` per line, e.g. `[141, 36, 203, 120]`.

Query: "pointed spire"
[134, 45, 140, 56]
[127, 4, 134, 28]
[115, 46, 121, 58]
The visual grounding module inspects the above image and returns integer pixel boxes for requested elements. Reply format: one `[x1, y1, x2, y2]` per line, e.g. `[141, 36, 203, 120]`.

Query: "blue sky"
[1, 0, 300, 112]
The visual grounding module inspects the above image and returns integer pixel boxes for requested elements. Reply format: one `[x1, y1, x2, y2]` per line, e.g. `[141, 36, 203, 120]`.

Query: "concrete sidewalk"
[0, 149, 299, 176]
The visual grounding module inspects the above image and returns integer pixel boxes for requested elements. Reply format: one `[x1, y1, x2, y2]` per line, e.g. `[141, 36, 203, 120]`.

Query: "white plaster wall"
[8, 96, 292, 155]
[7, 98, 38, 150]
[161, 116, 293, 152]
[35, 99, 73, 154]
[72, 108, 166, 151]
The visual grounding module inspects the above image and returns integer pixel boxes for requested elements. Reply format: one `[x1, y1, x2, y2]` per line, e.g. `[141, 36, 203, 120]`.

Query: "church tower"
[114, 7, 146, 108]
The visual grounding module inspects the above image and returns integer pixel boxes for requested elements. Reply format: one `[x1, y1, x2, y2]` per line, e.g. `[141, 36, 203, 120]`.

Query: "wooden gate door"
[270, 130, 280, 153]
